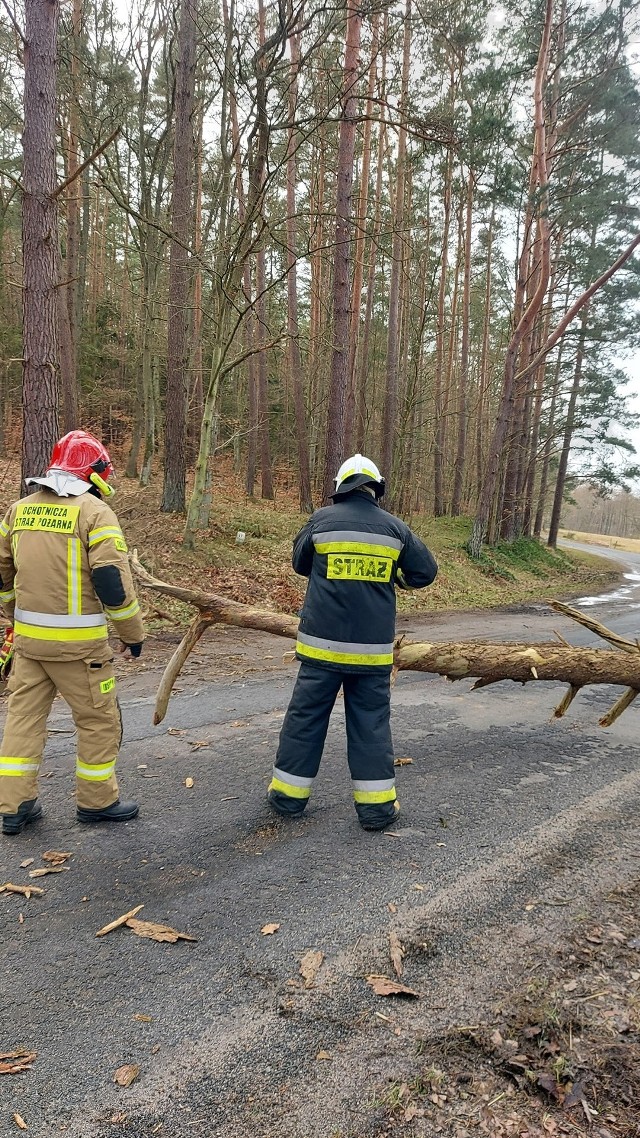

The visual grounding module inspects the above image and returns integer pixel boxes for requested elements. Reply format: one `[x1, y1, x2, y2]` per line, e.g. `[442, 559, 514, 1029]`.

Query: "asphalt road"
[2, 547, 640, 1138]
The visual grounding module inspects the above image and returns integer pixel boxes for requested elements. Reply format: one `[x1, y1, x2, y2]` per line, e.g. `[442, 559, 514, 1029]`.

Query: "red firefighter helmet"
[48, 430, 114, 484]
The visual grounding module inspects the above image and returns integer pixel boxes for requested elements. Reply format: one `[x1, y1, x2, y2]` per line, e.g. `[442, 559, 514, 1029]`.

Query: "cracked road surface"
[2, 554, 640, 1137]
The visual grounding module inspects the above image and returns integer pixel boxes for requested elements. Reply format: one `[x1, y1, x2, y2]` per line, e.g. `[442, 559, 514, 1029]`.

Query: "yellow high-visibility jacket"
[0, 488, 144, 661]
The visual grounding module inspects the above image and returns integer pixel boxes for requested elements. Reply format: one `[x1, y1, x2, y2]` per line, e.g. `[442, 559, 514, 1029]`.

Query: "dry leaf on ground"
[19, 859, 34, 869]
[0, 1050, 37, 1075]
[28, 866, 69, 878]
[189, 741, 209, 750]
[184, 777, 194, 788]
[260, 922, 280, 935]
[167, 728, 185, 736]
[394, 757, 414, 766]
[389, 931, 405, 978]
[113, 1063, 140, 1087]
[316, 1050, 332, 1061]
[41, 850, 72, 865]
[365, 974, 420, 998]
[125, 918, 197, 943]
[13, 1113, 27, 1130]
[133, 1014, 153, 1022]
[0, 883, 44, 899]
[299, 950, 324, 987]
[404, 1104, 422, 1122]
[95, 904, 144, 937]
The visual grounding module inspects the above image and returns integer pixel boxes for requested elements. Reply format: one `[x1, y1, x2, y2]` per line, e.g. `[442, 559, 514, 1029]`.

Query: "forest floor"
[2, 458, 638, 1137]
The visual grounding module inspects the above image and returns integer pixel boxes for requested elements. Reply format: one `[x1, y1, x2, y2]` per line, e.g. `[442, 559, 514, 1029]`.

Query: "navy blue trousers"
[268, 661, 397, 827]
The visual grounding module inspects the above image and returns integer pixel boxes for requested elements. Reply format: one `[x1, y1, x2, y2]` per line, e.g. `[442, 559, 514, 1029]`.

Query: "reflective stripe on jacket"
[0, 490, 144, 661]
[292, 491, 437, 673]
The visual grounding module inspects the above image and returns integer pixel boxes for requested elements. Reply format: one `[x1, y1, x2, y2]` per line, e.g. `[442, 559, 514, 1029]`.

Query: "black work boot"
[77, 799, 139, 824]
[2, 798, 44, 836]
[359, 800, 401, 832]
[266, 790, 306, 819]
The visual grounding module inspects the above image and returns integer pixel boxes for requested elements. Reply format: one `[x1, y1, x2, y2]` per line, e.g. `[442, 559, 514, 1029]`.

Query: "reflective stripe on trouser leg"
[269, 663, 343, 815]
[44, 657, 121, 811]
[343, 671, 397, 827]
[0, 655, 56, 814]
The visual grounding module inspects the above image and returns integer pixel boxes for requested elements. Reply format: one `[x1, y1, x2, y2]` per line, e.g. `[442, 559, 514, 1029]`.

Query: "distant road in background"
[558, 535, 640, 633]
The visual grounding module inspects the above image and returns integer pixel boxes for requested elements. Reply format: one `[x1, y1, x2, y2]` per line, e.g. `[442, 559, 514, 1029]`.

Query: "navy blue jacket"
[292, 491, 437, 672]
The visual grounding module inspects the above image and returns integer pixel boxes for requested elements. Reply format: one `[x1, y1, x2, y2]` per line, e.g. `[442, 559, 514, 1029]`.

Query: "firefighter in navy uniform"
[267, 454, 437, 831]
[0, 430, 145, 836]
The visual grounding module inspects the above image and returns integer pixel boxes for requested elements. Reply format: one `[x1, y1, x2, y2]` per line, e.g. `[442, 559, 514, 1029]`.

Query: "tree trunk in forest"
[245, 307, 258, 494]
[162, 0, 197, 513]
[189, 107, 204, 465]
[522, 285, 555, 536]
[533, 339, 564, 537]
[57, 245, 79, 432]
[547, 305, 589, 548]
[355, 116, 386, 454]
[433, 145, 453, 516]
[256, 242, 274, 499]
[451, 168, 473, 515]
[469, 0, 554, 558]
[500, 246, 541, 542]
[475, 200, 495, 501]
[22, 0, 61, 486]
[255, 0, 274, 502]
[308, 116, 327, 477]
[60, 0, 82, 431]
[286, 29, 313, 513]
[139, 238, 162, 487]
[222, 0, 257, 496]
[321, 0, 362, 502]
[345, 10, 378, 452]
[443, 202, 463, 503]
[381, 0, 410, 498]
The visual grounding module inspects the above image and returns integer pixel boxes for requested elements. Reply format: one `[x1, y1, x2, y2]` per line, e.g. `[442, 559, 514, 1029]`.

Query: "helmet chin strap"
[89, 472, 115, 498]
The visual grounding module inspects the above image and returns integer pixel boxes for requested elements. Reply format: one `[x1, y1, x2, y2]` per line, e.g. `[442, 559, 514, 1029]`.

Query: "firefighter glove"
[121, 641, 142, 658]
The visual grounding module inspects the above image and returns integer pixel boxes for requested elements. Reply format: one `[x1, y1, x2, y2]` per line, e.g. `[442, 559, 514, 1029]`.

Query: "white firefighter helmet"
[333, 454, 385, 499]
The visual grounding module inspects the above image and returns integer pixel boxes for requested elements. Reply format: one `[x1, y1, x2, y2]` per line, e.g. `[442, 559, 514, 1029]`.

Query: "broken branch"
[131, 555, 640, 727]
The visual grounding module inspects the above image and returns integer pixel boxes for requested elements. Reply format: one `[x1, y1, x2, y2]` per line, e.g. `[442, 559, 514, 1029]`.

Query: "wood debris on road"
[131, 554, 640, 727]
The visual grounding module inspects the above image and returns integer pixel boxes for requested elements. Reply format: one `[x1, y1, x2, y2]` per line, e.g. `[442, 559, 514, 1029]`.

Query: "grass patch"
[560, 529, 640, 555]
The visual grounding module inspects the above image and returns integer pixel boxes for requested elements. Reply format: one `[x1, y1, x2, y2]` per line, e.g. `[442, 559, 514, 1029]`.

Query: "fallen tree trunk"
[131, 553, 639, 728]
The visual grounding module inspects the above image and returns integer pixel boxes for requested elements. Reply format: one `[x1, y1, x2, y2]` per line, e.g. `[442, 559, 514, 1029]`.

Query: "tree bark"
[255, 0, 274, 502]
[130, 555, 640, 729]
[469, 0, 554, 557]
[345, 9, 378, 452]
[547, 305, 589, 548]
[433, 145, 453, 516]
[286, 28, 313, 513]
[22, 0, 61, 486]
[321, 0, 362, 502]
[162, 0, 197, 513]
[451, 168, 473, 515]
[475, 200, 496, 501]
[380, 0, 411, 494]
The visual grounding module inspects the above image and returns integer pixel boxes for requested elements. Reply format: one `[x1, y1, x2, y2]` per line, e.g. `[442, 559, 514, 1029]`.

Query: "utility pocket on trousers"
[85, 659, 116, 708]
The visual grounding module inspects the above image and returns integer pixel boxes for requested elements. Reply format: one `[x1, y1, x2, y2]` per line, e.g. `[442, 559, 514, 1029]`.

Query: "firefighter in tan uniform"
[0, 430, 145, 836]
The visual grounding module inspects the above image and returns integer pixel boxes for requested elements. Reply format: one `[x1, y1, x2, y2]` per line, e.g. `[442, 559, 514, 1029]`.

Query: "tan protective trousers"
[0, 652, 122, 814]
